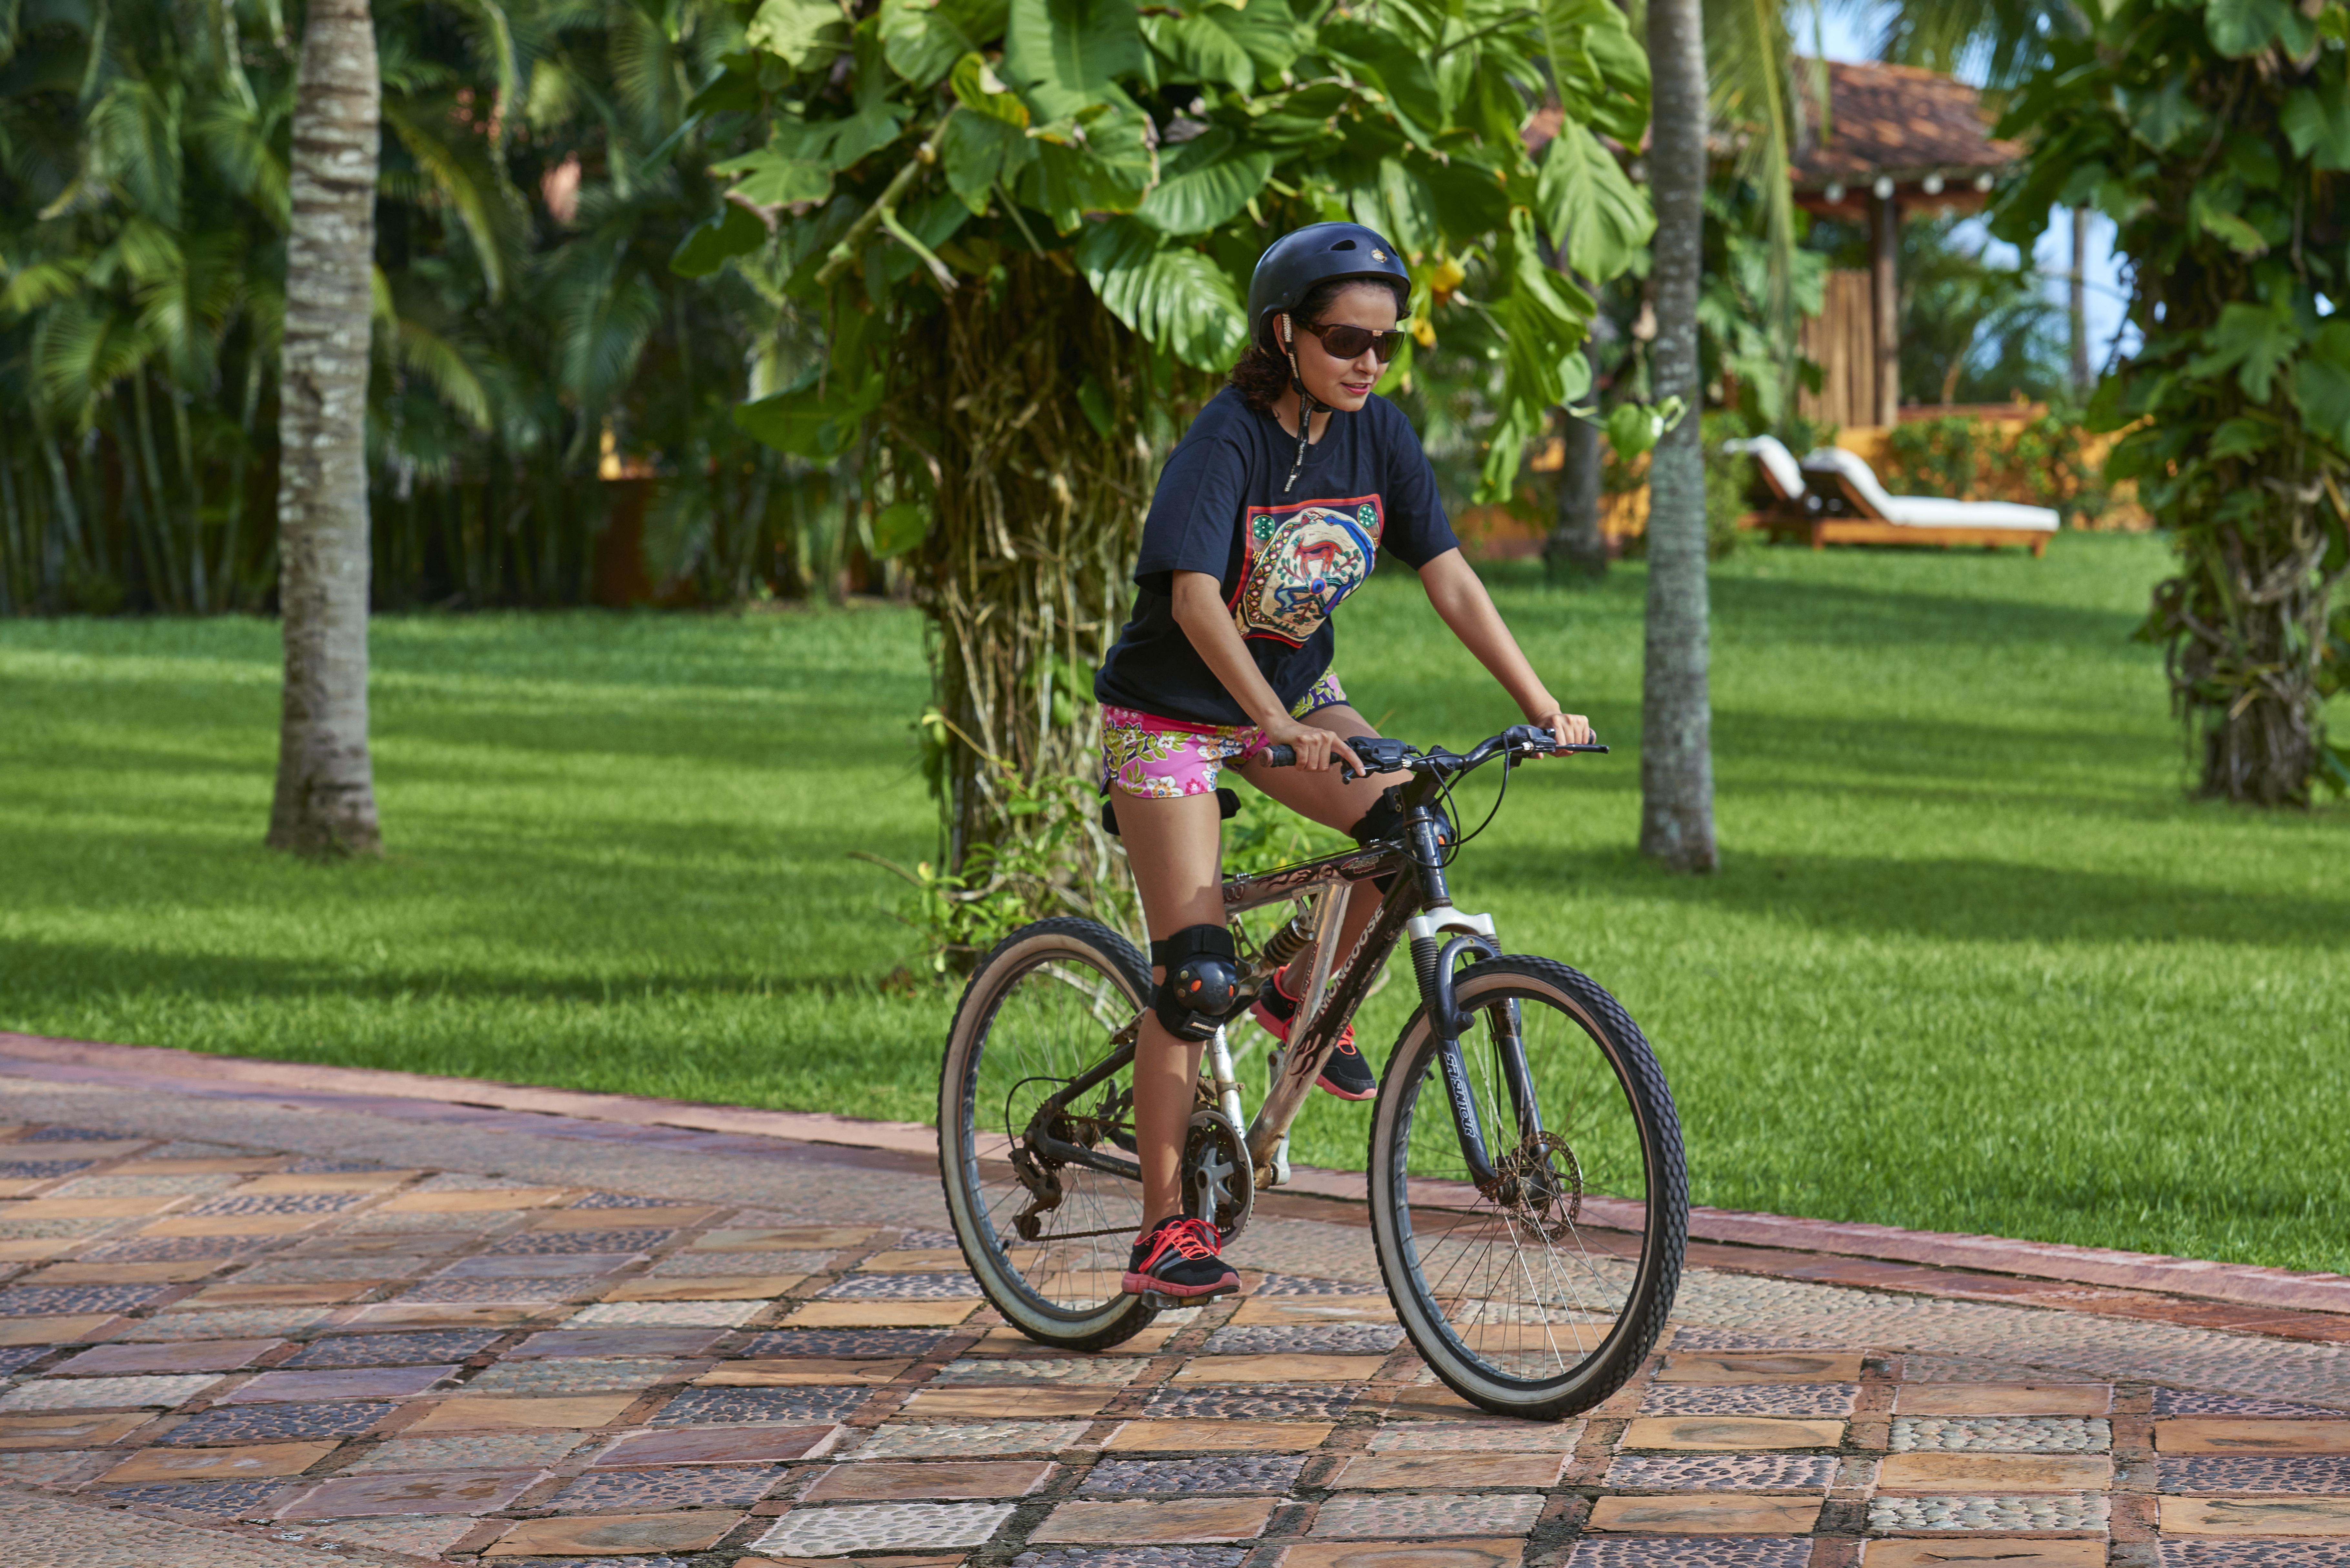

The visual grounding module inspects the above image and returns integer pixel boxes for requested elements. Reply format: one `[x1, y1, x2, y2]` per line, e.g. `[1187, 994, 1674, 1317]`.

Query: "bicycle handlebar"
[1260, 726, 1608, 780]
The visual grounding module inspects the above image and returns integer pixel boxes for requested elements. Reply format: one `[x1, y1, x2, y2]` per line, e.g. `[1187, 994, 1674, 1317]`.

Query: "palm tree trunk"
[1638, 0, 1718, 872]
[268, 0, 383, 856]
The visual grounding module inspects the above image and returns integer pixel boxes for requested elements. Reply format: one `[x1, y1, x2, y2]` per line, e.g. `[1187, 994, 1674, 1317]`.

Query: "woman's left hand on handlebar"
[1535, 710, 1593, 751]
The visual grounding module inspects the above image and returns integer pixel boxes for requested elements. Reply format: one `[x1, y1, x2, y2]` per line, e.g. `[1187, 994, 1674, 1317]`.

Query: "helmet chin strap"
[1280, 315, 1320, 495]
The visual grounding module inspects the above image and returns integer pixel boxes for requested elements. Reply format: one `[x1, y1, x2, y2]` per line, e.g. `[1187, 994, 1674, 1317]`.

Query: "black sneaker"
[1121, 1215, 1240, 1302]
[1250, 974, 1377, 1100]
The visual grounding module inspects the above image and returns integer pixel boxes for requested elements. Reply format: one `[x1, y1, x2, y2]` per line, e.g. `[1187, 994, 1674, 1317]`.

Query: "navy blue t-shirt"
[1094, 386, 1459, 727]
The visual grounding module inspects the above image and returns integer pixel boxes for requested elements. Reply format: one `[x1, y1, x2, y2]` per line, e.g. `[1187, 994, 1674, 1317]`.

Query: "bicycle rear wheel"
[939, 917, 1158, 1350]
[1368, 954, 1686, 1419]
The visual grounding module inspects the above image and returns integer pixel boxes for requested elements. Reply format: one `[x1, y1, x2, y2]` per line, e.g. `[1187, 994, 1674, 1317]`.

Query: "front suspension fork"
[1406, 907, 1539, 1193]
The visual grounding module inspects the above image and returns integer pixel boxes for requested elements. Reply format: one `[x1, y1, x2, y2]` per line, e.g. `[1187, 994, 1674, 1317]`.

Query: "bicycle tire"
[939, 916, 1160, 1351]
[1368, 954, 1686, 1419]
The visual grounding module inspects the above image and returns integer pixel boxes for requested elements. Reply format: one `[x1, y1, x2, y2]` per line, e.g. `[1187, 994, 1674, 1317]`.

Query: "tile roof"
[1790, 60, 2021, 186]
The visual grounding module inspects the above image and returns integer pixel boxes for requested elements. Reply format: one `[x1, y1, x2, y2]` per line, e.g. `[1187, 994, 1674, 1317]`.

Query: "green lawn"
[4, 534, 2346, 1271]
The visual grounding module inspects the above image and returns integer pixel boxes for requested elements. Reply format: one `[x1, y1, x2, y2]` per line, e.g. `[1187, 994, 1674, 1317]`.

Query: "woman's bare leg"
[1111, 789, 1226, 1223]
[1236, 703, 1395, 972]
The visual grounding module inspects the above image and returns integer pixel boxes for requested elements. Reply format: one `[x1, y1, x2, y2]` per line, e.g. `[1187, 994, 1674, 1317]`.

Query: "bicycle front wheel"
[1368, 954, 1686, 1419]
[939, 917, 1157, 1350]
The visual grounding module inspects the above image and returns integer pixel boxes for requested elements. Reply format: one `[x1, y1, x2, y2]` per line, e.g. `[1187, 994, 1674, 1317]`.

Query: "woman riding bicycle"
[1096, 222, 1596, 1304]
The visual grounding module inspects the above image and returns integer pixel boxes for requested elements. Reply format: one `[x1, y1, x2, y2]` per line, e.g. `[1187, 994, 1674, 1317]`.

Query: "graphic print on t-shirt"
[1229, 494, 1384, 646]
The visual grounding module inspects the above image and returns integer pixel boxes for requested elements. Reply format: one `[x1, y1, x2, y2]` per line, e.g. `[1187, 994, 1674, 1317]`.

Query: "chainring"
[1182, 1108, 1255, 1240]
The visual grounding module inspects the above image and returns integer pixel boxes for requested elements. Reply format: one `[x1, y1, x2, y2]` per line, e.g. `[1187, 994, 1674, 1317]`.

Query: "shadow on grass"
[1488, 847, 2349, 948]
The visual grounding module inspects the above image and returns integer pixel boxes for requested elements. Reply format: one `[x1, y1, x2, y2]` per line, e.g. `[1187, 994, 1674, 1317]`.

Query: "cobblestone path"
[0, 1060, 2341, 1567]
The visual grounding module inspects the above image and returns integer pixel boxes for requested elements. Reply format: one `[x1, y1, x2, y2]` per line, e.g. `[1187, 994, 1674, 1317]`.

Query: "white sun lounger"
[1795, 445, 2057, 555]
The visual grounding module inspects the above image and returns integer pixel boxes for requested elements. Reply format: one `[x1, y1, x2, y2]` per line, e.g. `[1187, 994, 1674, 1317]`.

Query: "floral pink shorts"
[1102, 673, 1350, 800]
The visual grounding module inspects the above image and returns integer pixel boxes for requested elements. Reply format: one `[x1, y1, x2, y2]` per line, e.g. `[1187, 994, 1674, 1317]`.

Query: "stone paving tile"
[1638, 1383, 1859, 1417]
[572, 1192, 702, 1209]
[0, 1447, 106, 1484]
[343, 1431, 589, 1473]
[1565, 1541, 1812, 1568]
[398, 1276, 593, 1303]
[930, 1358, 1140, 1385]
[1309, 1492, 1546, 1537]
[1889, 1416, 2111, 1453]
[2155, 1454, 2350, 1491]
[116, 1307, 333, 1340]
[1586, 1495, 1823, 1533]
[804, 1457, 1054, 1501]
[1140, 1385, 1355, 1421]
[568, 1299, 764, 1328]
[1367, 1421, 1584, 1451]
[278, 1466, 546, 1518]
[92, 1478, 290, 1516]
[236, 1256, 426, 1283]
[1014, 1549, 1243, 1568]
[1877, 1453, 2111, 1492]
[656, 1249, 835, 1277]
[821, 1272, 982, 1300]
[468, 1358, 682, 1395]
[407, 1172, 555, 1192]
[1198, 1324, 1405, 1356]
[99, 1442, 341, 1482]
[1033, 1498, 1276, 1543]
[754, 1500, 1017, 1553]
[341, 1208, 516, 1232]
[53, 1337, 279, 1374]
[2156, 1545, 2350, 1565]
[0, 1344, 45, 1373]
[0, 1218, 118, 1239]
[0, 1372, 220, 1410]
[1602, 1453, 1839, 1491]
[183, 1192, 368, 1216]
[856, 1421, 1092, 1458]
[0, 1162, 96, 1180]
[313, 1514, 483, 1557]
[1619, 1417, 1845, 1451]
[224, 1365, 458, 1402]
[484, 1511, 744, 1555]
[512, 1328, 729, 1359]
[1895, 1384, 2114, 1416]
[1334, 1453, 1568, 1490]
[649, 1385, 867, 1425]
[489, 1228, 680, 1255]
[2156, 1419, 2350, 1453]
[737, 1329, 949, 1358]
[404, 1393, 640, 1434]
[1080, 1455, 1308, 1494]
[1252, 1274, 1366, 1295]
[548, 1462, 782, 1510]
[17, 1128, 131, 1142]
[282, 1329, 504, 1367]
[80, 1235, 263, 1261]
[2155, 1390, 2349, 1418]
[589, 1424, 839, 1466]
[441, 1251, 643, 1279]
[2160, 1496, 2350, 1534]
[50, 1174, 239, 1197]
[1867, 1493, 2109, 1531]
[0, 1284, 169, 1315]
[158, 1400, 395, 1444]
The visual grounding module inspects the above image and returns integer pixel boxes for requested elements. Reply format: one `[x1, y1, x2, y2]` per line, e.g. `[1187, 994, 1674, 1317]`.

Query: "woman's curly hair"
[1227, 277, 1408, 412]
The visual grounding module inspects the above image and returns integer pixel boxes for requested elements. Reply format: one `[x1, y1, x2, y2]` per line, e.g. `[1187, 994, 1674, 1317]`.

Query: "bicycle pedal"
[1137, 1290, 1184, 1312]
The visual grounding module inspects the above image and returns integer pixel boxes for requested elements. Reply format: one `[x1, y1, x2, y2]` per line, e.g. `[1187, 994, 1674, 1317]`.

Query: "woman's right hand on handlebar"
[1256, 714, 1363, 776]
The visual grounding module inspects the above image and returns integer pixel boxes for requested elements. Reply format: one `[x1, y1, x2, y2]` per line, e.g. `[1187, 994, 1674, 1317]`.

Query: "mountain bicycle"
[938, 724, 1687, 1420]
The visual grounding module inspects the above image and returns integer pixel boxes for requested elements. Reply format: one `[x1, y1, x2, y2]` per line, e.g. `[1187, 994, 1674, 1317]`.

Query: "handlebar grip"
[1262, 744, 1297, 767]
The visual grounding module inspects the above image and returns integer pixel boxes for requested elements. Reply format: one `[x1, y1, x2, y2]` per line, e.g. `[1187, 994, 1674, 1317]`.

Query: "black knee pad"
[1150, 925, 1243, 1043]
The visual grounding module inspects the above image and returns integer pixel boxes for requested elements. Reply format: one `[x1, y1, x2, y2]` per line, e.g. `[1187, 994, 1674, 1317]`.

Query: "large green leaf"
[1076, 218, 1247, 369]
[950, 51, 1032, 124]
[745, 0, 850, 73]
[1537, 124, 1652, 282]
[1139, 11, 1254, 93]
[941, 108, 1037, 212]
[1002, 0, 1144, 120]
[736, 368, 885, 458]
[1200, 0, 1301, 82]
[880, 0, 1010, 88]
[1539, 0, 1649, 146]
[2283, 84, 2350, 171]
[1318, 19, 1445, 148]
[713, 143, 836, 207]
[671, 201, 768, 278]
[1019, 138, 1150, 232]
[2293, 322, 2350, 450]
[2204, 0, 2314, 57]
[1135, 128, 1272, 234]
[2186, 301, 2302, 402]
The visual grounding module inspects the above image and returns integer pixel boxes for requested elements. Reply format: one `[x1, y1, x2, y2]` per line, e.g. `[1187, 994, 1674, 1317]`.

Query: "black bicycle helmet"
[1246, 222, 1412, 493]
[1246, 222, 1412, 352]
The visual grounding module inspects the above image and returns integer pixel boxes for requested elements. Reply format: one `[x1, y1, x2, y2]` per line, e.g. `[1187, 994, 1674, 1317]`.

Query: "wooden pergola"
[1789, 62, 2023, 429]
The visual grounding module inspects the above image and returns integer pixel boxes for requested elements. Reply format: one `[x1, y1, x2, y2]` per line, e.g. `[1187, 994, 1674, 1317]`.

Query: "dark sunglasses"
[1293, 319, 1409, 364]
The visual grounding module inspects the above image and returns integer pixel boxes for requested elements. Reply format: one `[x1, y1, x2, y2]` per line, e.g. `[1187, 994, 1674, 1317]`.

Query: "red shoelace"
[1143, 1217, 1223, 1263]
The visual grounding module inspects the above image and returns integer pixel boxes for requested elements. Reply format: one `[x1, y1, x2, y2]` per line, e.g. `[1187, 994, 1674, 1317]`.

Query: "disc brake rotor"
[1486, 1130, 1582, 1239]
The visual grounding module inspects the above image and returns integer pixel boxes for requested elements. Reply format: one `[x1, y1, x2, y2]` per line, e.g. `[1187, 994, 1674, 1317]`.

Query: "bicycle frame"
[1014, 758, 1550, 1217]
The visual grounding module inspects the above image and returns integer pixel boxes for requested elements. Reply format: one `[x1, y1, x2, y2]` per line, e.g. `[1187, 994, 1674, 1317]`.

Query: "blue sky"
[1811, 5, 2135, 377]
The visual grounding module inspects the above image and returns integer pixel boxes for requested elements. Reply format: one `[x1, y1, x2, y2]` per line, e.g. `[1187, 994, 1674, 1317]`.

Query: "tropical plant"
[269, 0, 386, 854]
[1994, 0, 2350, 802]
[695, 0, 1657, 885]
